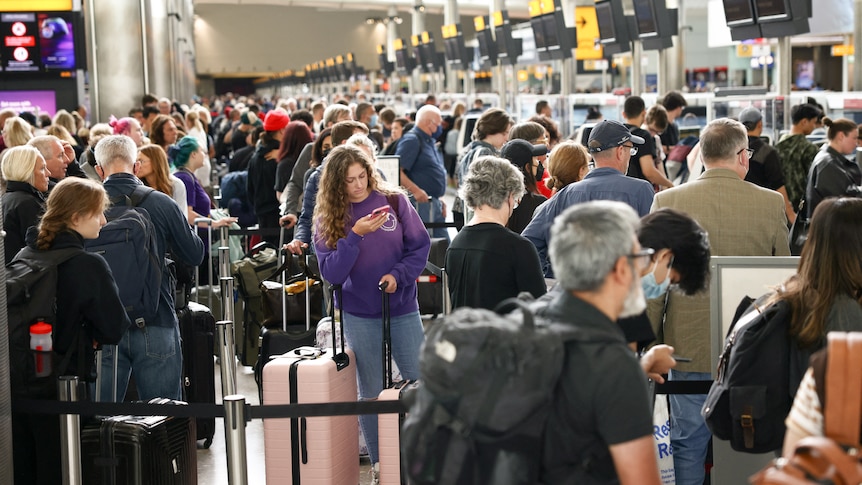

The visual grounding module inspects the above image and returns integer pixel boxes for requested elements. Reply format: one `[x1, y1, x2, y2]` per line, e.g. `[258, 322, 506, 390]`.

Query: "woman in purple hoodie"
[314, 144, 430, 474]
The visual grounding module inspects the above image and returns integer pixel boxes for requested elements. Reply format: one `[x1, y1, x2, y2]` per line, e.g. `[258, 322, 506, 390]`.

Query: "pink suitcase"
[262, 284, 359, 485]
[377, 282, 418, 485]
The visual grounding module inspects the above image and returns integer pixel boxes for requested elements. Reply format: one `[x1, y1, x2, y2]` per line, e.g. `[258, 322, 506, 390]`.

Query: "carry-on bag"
[231, 240, 279, 367]
[262, 284, 359, 485]
[417, 238, 449, 317]
[377, 281, 418, 485]
[178, 300, 217, 448]
[81, 398, 198, 485]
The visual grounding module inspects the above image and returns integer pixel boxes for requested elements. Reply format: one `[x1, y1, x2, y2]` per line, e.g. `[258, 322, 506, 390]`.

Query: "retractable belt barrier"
[654, 380, 713, 395]
[12, 397, 408, 422]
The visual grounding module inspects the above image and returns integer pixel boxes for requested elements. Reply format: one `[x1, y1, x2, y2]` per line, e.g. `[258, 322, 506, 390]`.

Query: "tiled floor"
[197, 360, 373, 485]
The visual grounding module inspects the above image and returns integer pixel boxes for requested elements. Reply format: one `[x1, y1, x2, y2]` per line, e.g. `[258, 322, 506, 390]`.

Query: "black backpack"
[401, 296, 606, 485]
[702, 294, 797, 453]
[84, 185, 163, 326]
[6, 246, 85, 398]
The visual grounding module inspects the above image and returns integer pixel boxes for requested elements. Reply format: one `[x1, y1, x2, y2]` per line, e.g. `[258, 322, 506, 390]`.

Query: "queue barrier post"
[223, 395, 249, 485]
[58, 376, 82, 485]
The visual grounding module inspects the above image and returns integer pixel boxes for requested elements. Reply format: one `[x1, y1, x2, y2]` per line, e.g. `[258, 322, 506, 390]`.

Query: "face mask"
[535, 162, 545, 182]
[619, 268, 647, 318]
[641, 257, 672, 299]
[433, 125, 443, 140]
[369, 114, 378, 128]
[321, 149, 331, 159]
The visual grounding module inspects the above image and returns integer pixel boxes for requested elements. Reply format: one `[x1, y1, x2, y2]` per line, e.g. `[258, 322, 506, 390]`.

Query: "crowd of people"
[2, 87, 861, 485]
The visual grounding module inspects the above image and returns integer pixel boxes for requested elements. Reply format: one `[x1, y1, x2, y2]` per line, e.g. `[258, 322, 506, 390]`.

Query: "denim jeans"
[669, 370, 712, 485]
[413, 198, 449, 240]
[342, 309, 424, 464]
[96, 324, 183, 402]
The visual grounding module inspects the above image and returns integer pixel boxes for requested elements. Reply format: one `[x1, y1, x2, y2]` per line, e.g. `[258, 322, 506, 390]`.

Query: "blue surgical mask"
[369, 114, 379, 129]
[433, 125, 443, 140]
[642, 256, 672, 299]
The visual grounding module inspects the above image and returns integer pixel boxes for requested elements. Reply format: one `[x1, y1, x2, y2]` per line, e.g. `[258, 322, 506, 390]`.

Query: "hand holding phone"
[370, 204, 391, 218]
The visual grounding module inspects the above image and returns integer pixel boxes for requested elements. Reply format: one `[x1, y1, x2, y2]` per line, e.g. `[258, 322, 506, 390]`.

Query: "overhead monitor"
[0, 11, 80, 74]
[723, 0, 756, 26]
[632, 0, 658, 37]
[595, 1, 617, 43]
[530, 16, 547, 50]
[474, 16, 497, 65]
[594, 0, 632, 54]
[495, 26, 509, 57]
[541, 14, 559, 50]
[754, 0, 791, 22]
[492, 10, 522, 65]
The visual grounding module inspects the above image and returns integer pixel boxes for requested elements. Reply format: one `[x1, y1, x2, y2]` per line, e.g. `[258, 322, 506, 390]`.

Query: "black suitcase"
[178, 301, 216, 448]
[417, 237, 449, 317]
[253, 249, 318, 403]
[81, 398, 197, 485]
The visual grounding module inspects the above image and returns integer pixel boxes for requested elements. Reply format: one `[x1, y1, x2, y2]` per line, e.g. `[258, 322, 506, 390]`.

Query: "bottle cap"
[30, 322, 52, 334]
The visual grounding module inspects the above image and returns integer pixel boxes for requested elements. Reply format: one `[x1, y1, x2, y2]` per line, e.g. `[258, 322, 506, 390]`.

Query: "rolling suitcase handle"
[194, 217, 215, 310]
[330, 283, 349, 370]
[379, 281, 393, 388]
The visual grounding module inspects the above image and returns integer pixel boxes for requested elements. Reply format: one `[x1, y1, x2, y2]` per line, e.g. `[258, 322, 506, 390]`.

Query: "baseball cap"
[738, 106, 763, 130]
[500, 139, 549, 168]
[587, 120, 645, 153]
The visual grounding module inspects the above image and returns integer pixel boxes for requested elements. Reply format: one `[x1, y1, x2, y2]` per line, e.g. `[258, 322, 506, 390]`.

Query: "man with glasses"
[540, 200, 666, 485]
[649, 118, 790, 485]
[739, 106, 797, 224]
[523, 120, 654, 277]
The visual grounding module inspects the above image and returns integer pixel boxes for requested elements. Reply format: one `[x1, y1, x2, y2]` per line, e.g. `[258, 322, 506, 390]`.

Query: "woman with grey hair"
[445, 155, 546, 310]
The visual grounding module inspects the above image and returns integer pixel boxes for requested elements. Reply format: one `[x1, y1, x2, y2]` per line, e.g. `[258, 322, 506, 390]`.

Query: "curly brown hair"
[313, 145, 402, 249]
[37, 178, 109, 250]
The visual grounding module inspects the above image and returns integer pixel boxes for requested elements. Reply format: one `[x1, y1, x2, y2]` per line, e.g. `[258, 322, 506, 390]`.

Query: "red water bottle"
[29, 321, 52, 378]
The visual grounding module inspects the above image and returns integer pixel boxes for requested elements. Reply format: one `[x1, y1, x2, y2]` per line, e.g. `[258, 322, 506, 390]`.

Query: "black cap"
[587, 120, 645, 153]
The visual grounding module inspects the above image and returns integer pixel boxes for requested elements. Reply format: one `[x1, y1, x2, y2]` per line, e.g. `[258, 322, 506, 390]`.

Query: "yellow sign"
[474, 16, 485, 31]
[575, 6, 603, 60]
[529, 1, 542, 18]
[376, 44, 385, 55]
[492, 11, 504, 27]
[540, 0, 555, 15]
[737, 44, 754, 57]
[832, 44, 854, 56]
[421, 31, 431, 43]
[441, 24, 458, 39]
[394, 38, 404, 50]
[410, 35, 420, 47]
[0, 0, 72, 11]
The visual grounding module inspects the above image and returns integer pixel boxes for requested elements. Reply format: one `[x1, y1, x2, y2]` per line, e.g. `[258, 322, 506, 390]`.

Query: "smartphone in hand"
[370, 204, 391, 218]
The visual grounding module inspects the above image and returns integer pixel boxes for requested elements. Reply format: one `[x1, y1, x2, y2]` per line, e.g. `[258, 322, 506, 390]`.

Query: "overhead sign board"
[575, 6, 603, 60]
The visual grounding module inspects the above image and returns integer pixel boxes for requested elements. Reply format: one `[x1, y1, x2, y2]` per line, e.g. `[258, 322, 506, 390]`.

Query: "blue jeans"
[96, 324, 183, 402]
[413, 198, 449, 240]
[342, 310, 424, 464]
[669, 370, 712, 485]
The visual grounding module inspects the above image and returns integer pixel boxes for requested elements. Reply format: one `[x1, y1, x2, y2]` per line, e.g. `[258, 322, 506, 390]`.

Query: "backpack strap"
[110, 184, 155, 208]
[822, 332, 862, 446]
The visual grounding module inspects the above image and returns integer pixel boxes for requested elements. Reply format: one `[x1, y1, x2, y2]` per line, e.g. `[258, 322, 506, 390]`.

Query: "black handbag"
[259, 253, 324, 329]
[789, 200, 809, 256]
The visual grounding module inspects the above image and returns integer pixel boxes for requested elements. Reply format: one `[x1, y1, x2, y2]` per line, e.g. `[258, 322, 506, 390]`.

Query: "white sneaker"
[369, 462, 380, 485]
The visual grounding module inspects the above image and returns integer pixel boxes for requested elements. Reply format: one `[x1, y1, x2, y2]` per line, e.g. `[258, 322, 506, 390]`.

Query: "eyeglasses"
[737, 147, 754, 158]
[620, 144, 638, 156]
[626, 248, 655, 269]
